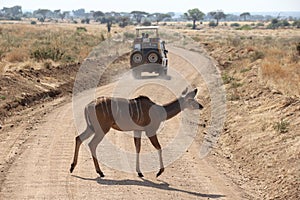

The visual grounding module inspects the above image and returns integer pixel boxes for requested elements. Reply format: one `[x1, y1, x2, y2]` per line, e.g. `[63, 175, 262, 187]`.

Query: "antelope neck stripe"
[137, 100, 143, 122]
[133, 100, 141, 122]
[100, 99, 106, 117]
[100, 97, 110, 118]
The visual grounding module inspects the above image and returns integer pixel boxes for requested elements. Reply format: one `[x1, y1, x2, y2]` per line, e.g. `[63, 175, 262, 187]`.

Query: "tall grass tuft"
[273, 119, 289, 133]
[261, 56, 300, 97]
[6, 48, 28, 62]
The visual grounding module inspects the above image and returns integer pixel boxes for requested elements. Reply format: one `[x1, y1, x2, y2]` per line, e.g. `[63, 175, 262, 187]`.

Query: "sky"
[1, 0, 300, 13]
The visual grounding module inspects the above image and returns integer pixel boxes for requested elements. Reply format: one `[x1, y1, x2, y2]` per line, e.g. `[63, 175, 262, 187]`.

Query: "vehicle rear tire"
[130, 51, 143, 67]
[146, 51, 160, 63]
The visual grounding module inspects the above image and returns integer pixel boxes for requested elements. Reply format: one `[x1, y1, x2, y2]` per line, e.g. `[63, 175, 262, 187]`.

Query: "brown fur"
[70, 88, 203, 177]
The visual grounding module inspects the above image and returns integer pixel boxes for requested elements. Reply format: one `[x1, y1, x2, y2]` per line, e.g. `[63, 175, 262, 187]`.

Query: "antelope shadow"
[72, 175, 225, 199]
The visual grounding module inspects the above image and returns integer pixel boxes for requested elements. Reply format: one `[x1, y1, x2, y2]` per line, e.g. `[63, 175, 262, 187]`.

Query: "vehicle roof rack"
[135, 26, 159, 30]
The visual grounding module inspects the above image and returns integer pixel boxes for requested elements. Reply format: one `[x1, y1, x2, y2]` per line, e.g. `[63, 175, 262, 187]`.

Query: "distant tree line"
[1, 5, 299, 30]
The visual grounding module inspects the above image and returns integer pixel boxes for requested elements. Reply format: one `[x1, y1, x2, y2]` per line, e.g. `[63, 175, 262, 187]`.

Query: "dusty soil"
[199, 37, 300, 199]
[0, 42, 248, 199]
[0, 63, 78, 122]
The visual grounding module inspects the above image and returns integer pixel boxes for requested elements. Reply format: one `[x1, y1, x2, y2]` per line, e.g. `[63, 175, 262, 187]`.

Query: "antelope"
[70, 88, 203, 177]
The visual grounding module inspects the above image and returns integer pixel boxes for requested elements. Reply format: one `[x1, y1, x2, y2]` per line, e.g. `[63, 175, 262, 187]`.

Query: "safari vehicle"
[130, 26, 168, 78]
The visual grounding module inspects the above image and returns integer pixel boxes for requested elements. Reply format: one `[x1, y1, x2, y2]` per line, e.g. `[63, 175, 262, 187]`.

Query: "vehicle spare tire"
[146, 51, 160, 63]
[130, 51, 143, 67]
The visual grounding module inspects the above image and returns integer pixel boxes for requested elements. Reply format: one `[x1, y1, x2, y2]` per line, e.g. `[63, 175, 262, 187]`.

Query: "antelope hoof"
[98, 171, 105, 177]
[138, 173, 144, 177]
[70, 164, 75, 173]
[156, 168, 164, 177]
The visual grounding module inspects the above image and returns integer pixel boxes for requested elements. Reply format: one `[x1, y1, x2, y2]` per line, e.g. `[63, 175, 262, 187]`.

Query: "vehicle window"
[143, 38, 150, 43]
[134, 44, 141, 50]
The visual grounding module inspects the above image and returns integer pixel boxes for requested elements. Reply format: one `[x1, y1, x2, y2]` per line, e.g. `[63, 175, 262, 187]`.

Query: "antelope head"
[181, 87, 203, 110]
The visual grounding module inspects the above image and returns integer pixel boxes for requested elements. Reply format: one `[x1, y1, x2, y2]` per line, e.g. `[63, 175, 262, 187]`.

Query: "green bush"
[228, 92, 240, 101]
[119, 21, 128, 28]
[251, 50, 265, 61]
[267, 23, 277, 29]
[282, 20, 290, 27]
[38, 17, 45, 22]
[142, 21, 151, 26]
[208, 21, 217, 27]
[292, 20, 300, 28]
[230, 23, 240, 27]
[237, 24, 252, 30]
[296, 42, 300, 55]
[0, 95, 6, 100]
[186, 23, 193, 28]
[81, 18, 90, 24]
[274, 119, 289, 133]
[222, 73, 235, 84]
[123, 32, 135, 39]
[9, 17, 21, 21]
[230, 81, 243, 88]
[240, 67, 251, 73]
[31, 46, 65, 62]
[76, 27, 87, 32]
[31, 21, 37, 25]
[267, 19, 290, 29]
[256, 22, 264, 27]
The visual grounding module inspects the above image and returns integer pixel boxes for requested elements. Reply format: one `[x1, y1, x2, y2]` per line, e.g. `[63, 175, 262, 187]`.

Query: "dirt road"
[0, 48, 247, 199]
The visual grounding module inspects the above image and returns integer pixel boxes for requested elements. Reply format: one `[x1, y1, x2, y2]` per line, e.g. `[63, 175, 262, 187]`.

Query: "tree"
[149, 13, 171, 25]
[184, 8, 205, 29]
[102, 16, 115, 32]
[93, 11, 104, 21]
[240, 12, 251, 21]
[167, 12, 175, 18]
[62, 11, 70, 20]
[226, 14, 239, 21]
[33, 9, 51, 20]
[72, 9, 85, 18]
[101, 12, 121, 32]
[23, 11, 33, 18]
[118, 12, 131, 27]
[118, 16, 130, 27]
[130, 11, 148, 24]
[54, 9, 61, 19]
[2, 6, 22, 17]
[208, 10, 226, 26]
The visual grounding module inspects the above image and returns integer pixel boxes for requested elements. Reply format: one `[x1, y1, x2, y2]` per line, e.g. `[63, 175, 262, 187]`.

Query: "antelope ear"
[186, 88, 198, 98]
[193, 88, 198, 95]
[181, 87, 188, 96]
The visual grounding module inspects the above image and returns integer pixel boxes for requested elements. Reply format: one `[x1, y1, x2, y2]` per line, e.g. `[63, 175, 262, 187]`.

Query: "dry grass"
[186, 27, 300, 97]
[184, 26, 300, 199]
[261, 57, 300, 96]
[1, 21, 299, 96]
[5, 48, 28, 62]
[0, 23, 109, 73]
[260, 37, 300, 96]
